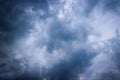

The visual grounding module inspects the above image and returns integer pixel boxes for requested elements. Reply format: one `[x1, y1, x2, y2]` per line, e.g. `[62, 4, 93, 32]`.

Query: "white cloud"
[8, 0, 120, 79]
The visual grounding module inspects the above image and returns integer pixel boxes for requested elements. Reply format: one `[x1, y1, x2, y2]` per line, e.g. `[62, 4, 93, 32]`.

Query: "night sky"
[0, 0, 120, 80]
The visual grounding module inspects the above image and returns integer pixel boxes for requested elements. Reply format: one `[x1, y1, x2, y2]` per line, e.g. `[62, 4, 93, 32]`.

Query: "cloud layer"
[0, 0, 120, 80]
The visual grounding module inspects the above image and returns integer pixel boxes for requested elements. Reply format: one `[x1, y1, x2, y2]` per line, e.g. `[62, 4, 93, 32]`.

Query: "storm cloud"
[0, 0, 120, 80]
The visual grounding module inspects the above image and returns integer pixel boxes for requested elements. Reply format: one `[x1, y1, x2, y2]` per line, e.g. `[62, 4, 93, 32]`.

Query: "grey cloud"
[82, 32, 120, 80]
[46, 49, 95, 80]
[0, 0, 120, 80]
[103, 0, 120, 14]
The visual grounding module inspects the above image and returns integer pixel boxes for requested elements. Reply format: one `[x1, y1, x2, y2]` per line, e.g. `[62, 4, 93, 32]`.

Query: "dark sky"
[0, 0, 120, 80]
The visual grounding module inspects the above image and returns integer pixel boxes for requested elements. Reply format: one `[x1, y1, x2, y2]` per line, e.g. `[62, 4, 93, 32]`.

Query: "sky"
[0, 0, 120, 80]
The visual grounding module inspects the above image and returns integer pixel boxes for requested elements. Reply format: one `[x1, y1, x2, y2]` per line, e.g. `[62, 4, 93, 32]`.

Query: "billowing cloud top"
[0, 0, 120, 80]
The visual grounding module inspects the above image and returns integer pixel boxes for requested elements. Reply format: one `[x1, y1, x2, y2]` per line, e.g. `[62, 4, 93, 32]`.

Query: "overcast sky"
[0, 0, 120, 80]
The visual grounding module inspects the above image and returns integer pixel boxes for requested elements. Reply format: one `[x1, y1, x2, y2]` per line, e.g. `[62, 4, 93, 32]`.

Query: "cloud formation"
[0, 0, 120, 80]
